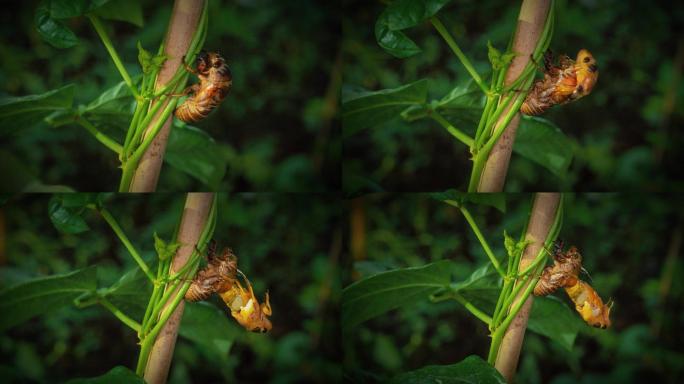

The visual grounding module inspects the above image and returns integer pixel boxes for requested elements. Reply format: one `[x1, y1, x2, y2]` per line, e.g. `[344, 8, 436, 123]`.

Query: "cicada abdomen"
[533, 243, 583, 296]
[184, 243, 238, 302]
[219, 271, 272, 333]
[521, 49, 598, 116]
[564, 280, 612, 329]
[174, 51, 232, 123]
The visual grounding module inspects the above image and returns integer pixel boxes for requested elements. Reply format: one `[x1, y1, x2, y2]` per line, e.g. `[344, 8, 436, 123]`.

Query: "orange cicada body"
[174, 51, 232, 123]
[521, 49, 599, 115]
[565, 280, 612, 329]
[184, 241, 238, 302]
[219, 272, 272, 333]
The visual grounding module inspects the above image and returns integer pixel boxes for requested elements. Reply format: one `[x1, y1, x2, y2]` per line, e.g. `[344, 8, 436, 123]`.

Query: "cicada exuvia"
[174, 51, 232, 123]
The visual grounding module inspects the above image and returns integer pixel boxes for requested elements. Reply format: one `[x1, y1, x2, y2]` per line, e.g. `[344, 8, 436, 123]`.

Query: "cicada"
[565, 280, 612, 329]
[183, 241, 272, 333]
[219, 271, 272, 333]
[533, 240, 582, 296]
[520, 49, 599, 115]
[533, 241, 611, 329]
[174, 51, 232, 123]
[184, 241, 237, 302]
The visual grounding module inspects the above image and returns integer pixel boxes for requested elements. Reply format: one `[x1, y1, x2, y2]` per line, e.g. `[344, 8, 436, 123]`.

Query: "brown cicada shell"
[184, 240, 238, 302]
[565, 280, 612, 329]
[533, 241, 583, 296]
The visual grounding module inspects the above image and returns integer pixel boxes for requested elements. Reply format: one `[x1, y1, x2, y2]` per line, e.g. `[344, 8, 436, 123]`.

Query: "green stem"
[430, 111, 474, 147]
[98, 208, 155, 282]
[76, 117, 122, 154]
[87, 15, 139, 98]
[458, 205, 506, 277]
[430, 17, 488, 94]
[453, 293, 493, 325]
[99, 296, 141, 332]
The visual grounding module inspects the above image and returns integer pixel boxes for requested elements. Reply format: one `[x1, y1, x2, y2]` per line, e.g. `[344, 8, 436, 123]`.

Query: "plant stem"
[430, 111, 474, 147]
[98, 208, 155, 283]
[452, 292, 493, 325]
[430, 16, 488, 94]
[87, 15, 139, 98]
[458, 205, 506, 277]
[99, 296, 142, 332]
[76, 117, 122, 154]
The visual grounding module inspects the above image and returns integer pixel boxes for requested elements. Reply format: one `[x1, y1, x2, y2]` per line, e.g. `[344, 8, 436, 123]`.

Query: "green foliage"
[0, 84, 75, 132]
[66, 366, 144, 384]
[528, 296, 584, 351]
[153, 232, 179, 261]
[342, 79, 428, 137]
[342, 261, 452, 331]
[387, 355, 506, 384]
[431, 190, 506, 212]
[375, 0, 453, 58]
[0, 266, 97, 331]
[48, 194, 96, 234]
[515, 116, 573, 178]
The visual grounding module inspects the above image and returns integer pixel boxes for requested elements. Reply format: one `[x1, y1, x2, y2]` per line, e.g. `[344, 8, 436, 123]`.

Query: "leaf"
[103, 267, 151, 320]
[402, 80, 484, 123]
[515, 116, 574, 178]
[48, 194, 92, 234]
[49, 0, 110, 19]
[0, 266, 97, 331]
[137, 42, 166, 74]
[0, 84, 75, 133]
[388, 355, 506, 384]
[180, 302, 240, 359]
[92, 0, 144, 27]
[375, 0, 453, 58]
[431, 190, 506, 213]
[342, 79, 428, 137]
[80, 80, 136, 131]
[528, 295, 585, 351]
[448, 264, 500, 310]
[35, 3, 78, 48]
[166, 123, 229, 189]
[342, 260, 452, 331]
[487, 41, 516, 71]
[66, 366, 145, 384]
[153, 232, 180, 261]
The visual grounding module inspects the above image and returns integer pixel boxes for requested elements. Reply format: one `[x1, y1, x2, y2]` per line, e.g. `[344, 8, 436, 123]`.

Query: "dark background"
[343, 193, 684, 383]
[0, 0, 340, 192]
[342, 0, 684, 193]
[0, 193, 341, 383]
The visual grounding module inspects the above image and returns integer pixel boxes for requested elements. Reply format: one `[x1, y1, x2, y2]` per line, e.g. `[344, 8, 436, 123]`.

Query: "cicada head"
[196, 50, 210, 73]
[574, 49, 599, 95]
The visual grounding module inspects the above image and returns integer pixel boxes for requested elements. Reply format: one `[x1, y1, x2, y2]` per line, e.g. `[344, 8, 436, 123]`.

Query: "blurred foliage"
[0, 193, 341, 383]
[342, 0, 684, 192]
[343, 193, 684, 383]
[0, 0, 340, 192]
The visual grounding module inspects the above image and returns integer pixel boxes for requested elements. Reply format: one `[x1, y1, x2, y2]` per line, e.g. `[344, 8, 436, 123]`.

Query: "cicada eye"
[583, 56, 591, 63]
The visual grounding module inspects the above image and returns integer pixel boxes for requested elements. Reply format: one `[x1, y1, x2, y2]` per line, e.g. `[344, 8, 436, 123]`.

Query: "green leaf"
[0, 267, 97, 331]
[137, 42, 166, 74]
[503, 230, 516, 258]
[528, 296, 584, 351]
[431, 190, 506, 213]
[342, 260, 452, 331]
[0, 84, 75, 133]
[448, 264, 500, 309]
[515, 116, 574, 178]
[402, 80, 484, 123]
[66, 366, 145, 384]
[153, 232, 180, 261]
[81, 80, 136, 131]
[35, 3, 78, 48]
[375, 0, 453, 58]
[388, 355, 506, 384]
[103, 267, 151, 319]
[48, 194, 92, 234]
[487, 41, 516, 71]
[166, 123, 229, 189]
[180, 302, 239, 359]
[342, 79, 428, 137]
[92, 0, 144, 27]
[49, 0, 110, 19]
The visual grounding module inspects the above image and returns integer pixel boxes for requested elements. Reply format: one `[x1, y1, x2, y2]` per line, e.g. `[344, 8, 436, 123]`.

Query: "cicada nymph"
[533, 241, 611, 329]
[219, 271, 272, 333]
[520, 49, 599, 116]
[533, 241, 582, 296]
[174, 51, 232, 123]
[184, 241, 272, 333]
[184, 240, 238, 302]
[565, 280, 612, 329]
